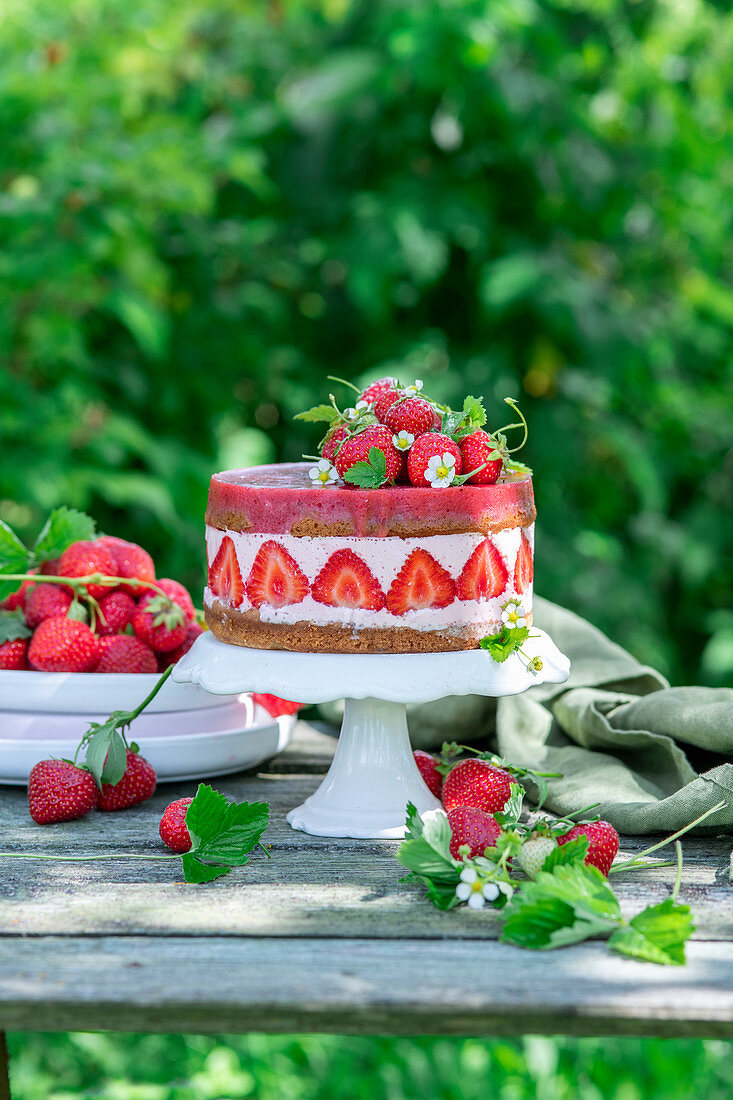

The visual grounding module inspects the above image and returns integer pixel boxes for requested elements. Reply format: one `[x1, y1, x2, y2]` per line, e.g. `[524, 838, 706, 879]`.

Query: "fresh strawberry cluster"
[28, 749, 157, 825]
[414, 748, 620, 877]
[0, 535, 203, 674]
[296, 379, 530, 490]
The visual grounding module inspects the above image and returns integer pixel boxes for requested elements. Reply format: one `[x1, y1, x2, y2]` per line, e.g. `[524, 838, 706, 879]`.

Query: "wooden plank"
[0, 935, 732, 1038]
[0, 848, 730, 940]
[0, 1034, 9, 1100]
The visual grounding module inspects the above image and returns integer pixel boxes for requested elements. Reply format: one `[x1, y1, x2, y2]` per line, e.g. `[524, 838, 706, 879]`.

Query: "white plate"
[0, 702, 295, 784]
[0, 669, 241, 714]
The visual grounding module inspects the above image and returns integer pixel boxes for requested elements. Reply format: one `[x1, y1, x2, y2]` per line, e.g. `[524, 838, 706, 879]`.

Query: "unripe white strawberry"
[518, 835, 558, 879]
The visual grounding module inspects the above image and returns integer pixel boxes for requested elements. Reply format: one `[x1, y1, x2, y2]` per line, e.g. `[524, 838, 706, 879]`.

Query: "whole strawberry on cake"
[204, 378, 535, 654]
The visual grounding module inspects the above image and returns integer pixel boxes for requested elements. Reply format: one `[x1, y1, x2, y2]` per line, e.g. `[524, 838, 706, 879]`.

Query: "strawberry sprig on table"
[4, 781, 270, 886]
[405, 744, 726, 966]
[0, 506, 203, 673]
[296, 376, 531, 489]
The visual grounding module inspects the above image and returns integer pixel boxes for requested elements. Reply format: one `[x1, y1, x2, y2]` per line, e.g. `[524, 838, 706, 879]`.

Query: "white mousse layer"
[205, 526, 533, 634]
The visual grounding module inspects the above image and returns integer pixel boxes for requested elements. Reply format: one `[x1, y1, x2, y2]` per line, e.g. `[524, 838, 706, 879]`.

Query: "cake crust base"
[205, 600, 531, 655]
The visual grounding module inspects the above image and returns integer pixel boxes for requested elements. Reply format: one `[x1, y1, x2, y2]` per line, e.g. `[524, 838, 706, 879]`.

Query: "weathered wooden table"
[0, 721, 732, 1084]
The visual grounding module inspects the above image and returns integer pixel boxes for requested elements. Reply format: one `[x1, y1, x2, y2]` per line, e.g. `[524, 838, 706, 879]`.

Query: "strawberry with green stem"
[4, 782, 270, 884]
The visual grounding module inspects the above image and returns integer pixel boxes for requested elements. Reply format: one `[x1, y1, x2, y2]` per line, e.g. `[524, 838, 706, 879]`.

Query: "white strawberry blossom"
[501, 600, 528, 629]
[404, 379, 423, 396]
[309, 459, 339, 486]
[344, 400, 370, 420]
[392, 430, 415, 451]
[454, 867, 501, 909]
[425, 452, 457, 488]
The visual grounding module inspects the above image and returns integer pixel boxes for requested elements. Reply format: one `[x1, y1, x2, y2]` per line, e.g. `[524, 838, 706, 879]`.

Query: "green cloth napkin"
[495, 598, 733, 835]
[319, 597, 733, 834]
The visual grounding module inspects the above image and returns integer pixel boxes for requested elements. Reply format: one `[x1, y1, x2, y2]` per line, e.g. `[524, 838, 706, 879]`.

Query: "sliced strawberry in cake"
[514, 530, 534, 594]
[456, 539, 508, 602]
[208, 536, 245, 607]
[311, 549, 386, 611]
[245, 540, 309, 609]
[386, 549, 455, 616]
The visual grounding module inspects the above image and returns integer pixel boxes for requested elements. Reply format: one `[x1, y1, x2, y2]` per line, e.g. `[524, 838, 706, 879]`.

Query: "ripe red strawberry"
[98, 536, 156, 598]
[514, 531, 534, 594]
[447, 806, 502, 860]
[208, 536, 244, 607]
[442, 758, 513, 814]
[459, 430, 503, 485]
[0, 637, 29, 669]
[96, 634, 158, 674]
[383, 396, 435, 438]
[334, 426, 401, 486]
[359, 376, 398, 406]
[372, 386, 403, 421]
[245, 541, 309, 609]
[456, 540, 509, 602]
[386, 548, 455, 615]
[406, 433, 462, 488]
[159, 797, 194, 852]
[133, 594, 187, 653]
[0, 577, 35, 611]
[28, 759, 98, 825]
[311, 549, 386, 610]
[96, 591, 136, 635]
[28, 616, 100, 672]
[24, 582, 73, 629]
[252, 693, 303, 717]
[557, 821, 620, 877]
[39, 558, 61, 575]
[97, 749, 157, 812]
[58, 540, 117, 599]
[156, 578, 195, 622]
[158, 621, 205, 669]
[322, 425, 349, 463]
[413, 750, 443, 798]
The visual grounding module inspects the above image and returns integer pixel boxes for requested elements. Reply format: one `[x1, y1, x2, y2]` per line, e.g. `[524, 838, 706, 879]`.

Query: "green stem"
[629, 800, 727, 862]
[672, 842, 683, 902]
[258, 842, 271, 859]
[128, 665, 174, 721]
[609, 858, 675, 874]
[0, 852, 179, 862]
[494, 399, 528, 453]
[1, 572, 169, 602]
[326, 375, 361, 394]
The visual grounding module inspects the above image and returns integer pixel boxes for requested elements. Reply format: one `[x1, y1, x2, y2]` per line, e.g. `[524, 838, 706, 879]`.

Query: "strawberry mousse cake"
[205, 463, 534, 653]
[205, 380, 535, 654]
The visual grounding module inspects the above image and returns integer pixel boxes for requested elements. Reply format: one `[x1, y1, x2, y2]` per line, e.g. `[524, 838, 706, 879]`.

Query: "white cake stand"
[172, 629, 570, 839]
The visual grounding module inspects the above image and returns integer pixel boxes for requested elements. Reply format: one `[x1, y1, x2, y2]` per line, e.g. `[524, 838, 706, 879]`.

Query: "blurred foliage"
[0, 0, 731, 684]
[9, 1032, 733, 1100]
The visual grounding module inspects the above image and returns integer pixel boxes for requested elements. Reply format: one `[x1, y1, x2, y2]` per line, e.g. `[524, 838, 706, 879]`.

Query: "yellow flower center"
[471, 879, 483, 893]
[437, 464, 450, 479]
[318, 470, 330, 483]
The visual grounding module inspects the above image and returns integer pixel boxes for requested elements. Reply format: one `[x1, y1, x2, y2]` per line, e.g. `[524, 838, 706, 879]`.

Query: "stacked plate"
[0, 670, 294, 784]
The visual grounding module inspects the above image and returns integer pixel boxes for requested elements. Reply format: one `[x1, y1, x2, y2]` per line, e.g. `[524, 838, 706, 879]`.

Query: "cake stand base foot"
[286, 697, 441, 839]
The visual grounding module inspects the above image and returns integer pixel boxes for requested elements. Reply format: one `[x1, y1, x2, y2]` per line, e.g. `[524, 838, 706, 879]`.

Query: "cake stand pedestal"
[172, 630, 570, 839]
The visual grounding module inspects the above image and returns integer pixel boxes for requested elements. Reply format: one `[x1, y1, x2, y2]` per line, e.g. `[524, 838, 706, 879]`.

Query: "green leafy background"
[1, 0, 732, 684]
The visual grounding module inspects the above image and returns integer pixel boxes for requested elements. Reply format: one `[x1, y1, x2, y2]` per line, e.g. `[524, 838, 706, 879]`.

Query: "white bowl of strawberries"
[0, 515, 296, 782]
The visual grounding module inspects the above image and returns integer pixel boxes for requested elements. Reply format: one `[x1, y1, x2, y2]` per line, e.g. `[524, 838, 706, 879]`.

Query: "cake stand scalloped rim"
[171, 628, 570, 704]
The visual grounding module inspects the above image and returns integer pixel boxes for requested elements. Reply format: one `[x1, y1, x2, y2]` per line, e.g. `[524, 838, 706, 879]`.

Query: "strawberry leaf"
[0, 520, 31, 582]
[180, 854, 233, 884]
[342, 446, 388, 488]
[294, 404, 340, 424]
[84, 721, 129, 786]
[608, 898, 694, 966]
[479, 625, 530, 662]
[542, 835, 589, 871]
[494, 782, 524, 828]
[0, 609, 32, 643]
[181, 784, 270, 883]
[500, 863, 622, 949]
[33, 507, 96, 563]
